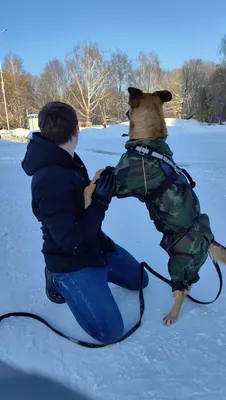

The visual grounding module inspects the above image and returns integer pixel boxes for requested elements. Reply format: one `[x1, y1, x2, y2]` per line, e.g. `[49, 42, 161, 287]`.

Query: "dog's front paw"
[163, 313, 177, 327]
[91, 168, 106, 184]
[84, 184, 96, 209]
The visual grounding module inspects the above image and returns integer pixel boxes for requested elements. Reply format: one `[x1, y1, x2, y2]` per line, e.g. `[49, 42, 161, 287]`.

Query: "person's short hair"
[38, 101, 78, 145]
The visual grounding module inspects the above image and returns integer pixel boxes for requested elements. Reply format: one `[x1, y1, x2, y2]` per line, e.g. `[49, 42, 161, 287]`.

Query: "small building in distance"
[28, 114, 38, 130]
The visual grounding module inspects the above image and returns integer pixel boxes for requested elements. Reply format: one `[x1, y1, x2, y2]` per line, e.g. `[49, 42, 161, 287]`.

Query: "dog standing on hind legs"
[84, 87, 226, 326]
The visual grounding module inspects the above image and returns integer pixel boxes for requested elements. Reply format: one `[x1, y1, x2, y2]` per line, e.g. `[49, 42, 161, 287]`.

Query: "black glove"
[94, 173, 116, 207]
[100, 166, 115, 177]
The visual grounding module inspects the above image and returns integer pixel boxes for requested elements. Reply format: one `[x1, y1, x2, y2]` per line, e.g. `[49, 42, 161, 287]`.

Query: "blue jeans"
[53, 245, 149, 344]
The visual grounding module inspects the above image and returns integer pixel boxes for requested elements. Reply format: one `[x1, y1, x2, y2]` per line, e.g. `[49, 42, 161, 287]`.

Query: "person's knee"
[101, 325, 124, 344]
[95, 318, 124, 344]
[129, 269, 149, 290]
[142, 270, 149, 289]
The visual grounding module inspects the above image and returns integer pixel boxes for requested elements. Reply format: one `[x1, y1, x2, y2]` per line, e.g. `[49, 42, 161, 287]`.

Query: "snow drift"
[12, 128, 30, 138]
[165, 118, 201, 128]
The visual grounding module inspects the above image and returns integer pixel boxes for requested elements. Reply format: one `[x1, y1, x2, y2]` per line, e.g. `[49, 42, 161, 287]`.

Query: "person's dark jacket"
[21, 133, 115, 273]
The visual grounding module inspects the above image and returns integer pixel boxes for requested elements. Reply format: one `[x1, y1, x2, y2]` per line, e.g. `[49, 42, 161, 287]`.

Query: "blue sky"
[0, 0, 225, 75]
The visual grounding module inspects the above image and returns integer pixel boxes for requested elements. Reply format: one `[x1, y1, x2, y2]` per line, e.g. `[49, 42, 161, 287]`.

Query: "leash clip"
[136, 145, 149, 156]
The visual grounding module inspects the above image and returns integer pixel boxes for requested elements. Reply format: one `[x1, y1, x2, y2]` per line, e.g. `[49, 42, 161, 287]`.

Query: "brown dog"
[84, 87, 226, 326]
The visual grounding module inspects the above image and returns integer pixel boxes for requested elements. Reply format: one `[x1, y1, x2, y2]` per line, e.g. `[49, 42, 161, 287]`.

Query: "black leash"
[0, 257, 222, 348]
[0, 266, 145, 349]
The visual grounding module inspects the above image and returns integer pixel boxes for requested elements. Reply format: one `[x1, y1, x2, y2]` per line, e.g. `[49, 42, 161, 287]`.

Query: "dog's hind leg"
[163, 290, 188, 327]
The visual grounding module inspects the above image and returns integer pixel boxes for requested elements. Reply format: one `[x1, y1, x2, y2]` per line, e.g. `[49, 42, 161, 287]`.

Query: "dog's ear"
[154, 90, 172, 103]
[128, 87, 143, 99]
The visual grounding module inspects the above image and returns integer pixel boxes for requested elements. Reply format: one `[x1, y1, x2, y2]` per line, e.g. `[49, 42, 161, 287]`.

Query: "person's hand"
[94, 174, 116, 207]
[84, 167, 115, 209]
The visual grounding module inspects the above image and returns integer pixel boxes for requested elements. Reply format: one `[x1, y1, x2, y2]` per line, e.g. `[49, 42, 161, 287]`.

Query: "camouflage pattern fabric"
[160, 214, 214, 291]
[114, 137, 214, 291]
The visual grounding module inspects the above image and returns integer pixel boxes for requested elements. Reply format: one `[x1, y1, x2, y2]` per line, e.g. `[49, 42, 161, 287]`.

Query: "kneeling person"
[22, 102, 149, 344]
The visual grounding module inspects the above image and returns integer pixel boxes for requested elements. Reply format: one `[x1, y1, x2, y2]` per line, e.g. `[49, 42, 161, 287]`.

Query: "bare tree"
[135, 51, 161, 93]
[1, 40, 226, 128]
[66, 42, 109, 126]
[181, 59, 213, 118]
[97, 88, 120, 125]
[31, 59, 68, 112]
[209, 65, 226, 123]
[161, 60, 215, 120]
[219, 34, 226, 63]
[196, 86, 212, 122]
[1, 52, 32, 128]
[108, 49, 133, 121]
[161, 68, 183, 118]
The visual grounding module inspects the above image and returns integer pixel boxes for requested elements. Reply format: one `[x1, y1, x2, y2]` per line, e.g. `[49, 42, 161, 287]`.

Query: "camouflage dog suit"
[114, 137, 214, 292]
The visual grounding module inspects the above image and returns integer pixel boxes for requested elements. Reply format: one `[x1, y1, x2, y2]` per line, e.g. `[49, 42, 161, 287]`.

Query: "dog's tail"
[209, 241, 226, 265]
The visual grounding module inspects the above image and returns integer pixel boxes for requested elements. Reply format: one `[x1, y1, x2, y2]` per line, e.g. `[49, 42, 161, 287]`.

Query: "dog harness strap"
[129, 146, 196, 200]
[180, 168, 196, 188]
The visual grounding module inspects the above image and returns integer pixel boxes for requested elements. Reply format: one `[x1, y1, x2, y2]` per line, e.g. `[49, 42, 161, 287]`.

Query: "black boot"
[45, 267, 66, 304]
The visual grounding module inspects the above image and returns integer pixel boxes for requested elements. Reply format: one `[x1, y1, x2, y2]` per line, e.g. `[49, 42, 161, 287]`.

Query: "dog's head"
[126, 87, 172, 139]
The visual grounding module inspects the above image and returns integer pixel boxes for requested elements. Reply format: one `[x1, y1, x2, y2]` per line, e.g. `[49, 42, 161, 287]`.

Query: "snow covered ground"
[0, 123, 226, 399]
